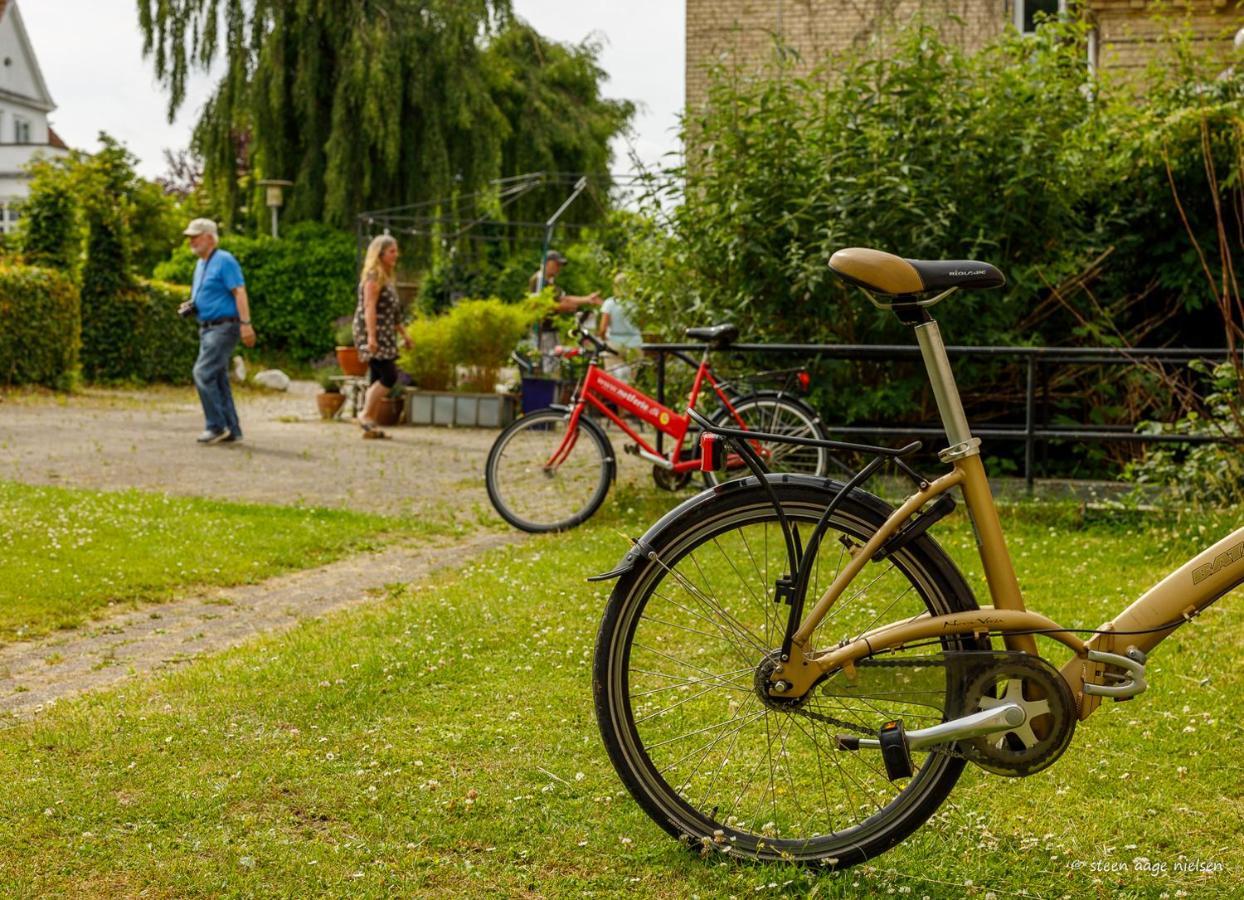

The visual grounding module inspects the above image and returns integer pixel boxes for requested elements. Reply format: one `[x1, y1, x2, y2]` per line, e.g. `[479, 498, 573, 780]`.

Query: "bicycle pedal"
[878, 720, 914, 781]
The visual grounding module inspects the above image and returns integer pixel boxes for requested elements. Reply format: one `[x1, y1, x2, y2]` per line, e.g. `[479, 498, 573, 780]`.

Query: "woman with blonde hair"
[352, 234, 412, 438]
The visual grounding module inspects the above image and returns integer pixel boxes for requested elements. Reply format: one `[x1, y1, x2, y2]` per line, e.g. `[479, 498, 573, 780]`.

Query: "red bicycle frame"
[550, 351, 753, 475]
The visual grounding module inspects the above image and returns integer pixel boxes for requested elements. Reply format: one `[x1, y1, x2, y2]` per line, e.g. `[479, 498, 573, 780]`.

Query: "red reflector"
[797, 370, 811, 392]
[700, 433, 726, 472]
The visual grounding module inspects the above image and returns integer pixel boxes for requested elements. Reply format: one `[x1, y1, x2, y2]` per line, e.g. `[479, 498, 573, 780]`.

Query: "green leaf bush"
[398, 295, 549, 392]
[154, 222, 357, 363]
[80, 279, 197, 384]
[624, 21, 1243, 477]
[399, 316, 456, 392]
[0, 265, 80, 388]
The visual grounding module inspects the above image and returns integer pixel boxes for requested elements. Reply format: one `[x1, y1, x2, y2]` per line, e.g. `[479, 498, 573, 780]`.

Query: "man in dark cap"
[528, 250, 602, 313]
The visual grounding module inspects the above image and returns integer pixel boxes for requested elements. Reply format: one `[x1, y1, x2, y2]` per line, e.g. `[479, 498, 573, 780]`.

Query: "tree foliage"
[624, 20, 1243, 473]
[136, 1, 633, 232]
[18, 164, 79, 275]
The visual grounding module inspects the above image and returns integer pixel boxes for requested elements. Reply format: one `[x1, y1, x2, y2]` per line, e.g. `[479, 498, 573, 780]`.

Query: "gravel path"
[0, 382, 501, 520]
[0, 383, 532, 717]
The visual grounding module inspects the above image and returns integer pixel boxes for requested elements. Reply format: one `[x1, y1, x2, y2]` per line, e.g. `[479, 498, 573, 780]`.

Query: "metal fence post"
[1025, 355, 1036, 495]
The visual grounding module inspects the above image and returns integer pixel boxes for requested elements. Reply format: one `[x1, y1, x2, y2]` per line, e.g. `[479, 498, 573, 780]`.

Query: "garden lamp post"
[258, 179, 294, 238]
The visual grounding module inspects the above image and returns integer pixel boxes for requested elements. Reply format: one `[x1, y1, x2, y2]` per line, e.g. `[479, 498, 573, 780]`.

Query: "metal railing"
[643, 342, 1244, 491]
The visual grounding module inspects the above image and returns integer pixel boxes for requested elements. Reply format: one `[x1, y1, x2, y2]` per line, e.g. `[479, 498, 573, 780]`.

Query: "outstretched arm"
[553, 291, 602, 314]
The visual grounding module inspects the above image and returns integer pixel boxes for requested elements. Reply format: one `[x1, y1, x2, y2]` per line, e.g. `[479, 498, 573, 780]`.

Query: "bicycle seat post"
[912, 317, 976, 459]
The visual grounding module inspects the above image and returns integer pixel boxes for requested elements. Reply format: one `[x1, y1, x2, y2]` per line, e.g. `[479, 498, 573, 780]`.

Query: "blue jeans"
[193, 322, 242, 438]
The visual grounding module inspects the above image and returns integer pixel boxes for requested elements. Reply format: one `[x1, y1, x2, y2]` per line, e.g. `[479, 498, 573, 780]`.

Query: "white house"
[0, 0, 68, 234]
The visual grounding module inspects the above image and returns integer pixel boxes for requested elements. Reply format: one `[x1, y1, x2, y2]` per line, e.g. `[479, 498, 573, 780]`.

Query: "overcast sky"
[20, 0, 684, 181]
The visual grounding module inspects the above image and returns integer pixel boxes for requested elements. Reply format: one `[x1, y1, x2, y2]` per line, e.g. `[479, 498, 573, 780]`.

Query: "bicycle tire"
[704, 394, 837, 487]
[485, 409, 614, 533]
[594, 476, 981, 865]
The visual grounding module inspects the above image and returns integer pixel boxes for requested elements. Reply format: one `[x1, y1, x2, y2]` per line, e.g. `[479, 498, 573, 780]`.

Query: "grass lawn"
[0, 480, 452, 641]
[0, 485, 1238, 897]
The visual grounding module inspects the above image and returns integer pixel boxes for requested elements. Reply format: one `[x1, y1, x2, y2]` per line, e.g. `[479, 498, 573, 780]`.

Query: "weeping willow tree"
[136, 1, 632, 232]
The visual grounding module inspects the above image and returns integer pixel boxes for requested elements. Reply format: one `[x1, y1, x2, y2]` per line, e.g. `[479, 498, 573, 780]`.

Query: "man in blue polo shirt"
[181, 218, 256, 444]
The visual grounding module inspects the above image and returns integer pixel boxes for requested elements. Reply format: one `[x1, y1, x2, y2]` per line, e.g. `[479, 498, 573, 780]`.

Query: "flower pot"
[335, 346, 368, 377]
[316, 391, 346, 420]
[373, 395, 404, 426]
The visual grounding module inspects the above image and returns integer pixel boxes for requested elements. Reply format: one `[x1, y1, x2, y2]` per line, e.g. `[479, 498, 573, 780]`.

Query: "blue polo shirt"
[191, 249, 246, 321]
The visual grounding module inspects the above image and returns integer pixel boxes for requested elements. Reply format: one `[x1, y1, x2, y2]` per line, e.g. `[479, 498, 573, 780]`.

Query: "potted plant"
[333, 321, 367, 377]
[514, 338, 559, 414]
[449, 297, 539, 393]
[373, 383, 405, 426]
[315, 370, 346, 419]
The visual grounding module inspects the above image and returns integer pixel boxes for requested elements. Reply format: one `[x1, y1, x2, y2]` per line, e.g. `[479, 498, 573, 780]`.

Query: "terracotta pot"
[316, 392, 346, 420]
[373, 396, 403, 426]
[335, 346, 368, 377]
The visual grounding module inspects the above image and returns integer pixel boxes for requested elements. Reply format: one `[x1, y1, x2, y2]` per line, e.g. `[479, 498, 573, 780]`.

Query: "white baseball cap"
[183, 218, 219, 237]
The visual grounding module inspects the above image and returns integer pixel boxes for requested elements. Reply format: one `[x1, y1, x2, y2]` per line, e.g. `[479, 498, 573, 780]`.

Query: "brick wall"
[1086, 1, 1242, 74]
[686, 1, 1008, 115]
[686, 0, 1244, 114]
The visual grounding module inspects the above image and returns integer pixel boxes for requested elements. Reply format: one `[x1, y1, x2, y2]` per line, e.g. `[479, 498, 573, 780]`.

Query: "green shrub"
[154, 222, 357, 362]
[18, 166, 80, 276]
[80, 278, 197, 384]
[0, 265, 80, 388]
[399, 316, 455, 391]
[1125, 361, 1243, 507]
[447, 297, 544, 392]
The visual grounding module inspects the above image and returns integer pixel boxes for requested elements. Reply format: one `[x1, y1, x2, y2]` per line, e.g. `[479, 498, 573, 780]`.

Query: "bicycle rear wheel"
[485, 409, 614, 532]
[705, 394, 836, 487]
[594, 479, 980, 865]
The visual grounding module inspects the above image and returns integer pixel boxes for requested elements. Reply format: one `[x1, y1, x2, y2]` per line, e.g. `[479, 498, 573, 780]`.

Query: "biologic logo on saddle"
[1192, 538, 1244, 585]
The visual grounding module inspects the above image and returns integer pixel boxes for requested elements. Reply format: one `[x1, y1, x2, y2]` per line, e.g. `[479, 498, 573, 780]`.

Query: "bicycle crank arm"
[837, 702, 1026, 752]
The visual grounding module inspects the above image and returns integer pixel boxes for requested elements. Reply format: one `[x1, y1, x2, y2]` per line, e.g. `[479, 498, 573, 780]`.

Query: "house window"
[13, 117, 30, 143]
[0, 202, 18, 234]
[1015, 0, 1065, 35]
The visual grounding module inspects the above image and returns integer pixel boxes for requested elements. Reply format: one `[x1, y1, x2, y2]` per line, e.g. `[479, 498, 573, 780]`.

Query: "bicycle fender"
[587, 473, 878, 582]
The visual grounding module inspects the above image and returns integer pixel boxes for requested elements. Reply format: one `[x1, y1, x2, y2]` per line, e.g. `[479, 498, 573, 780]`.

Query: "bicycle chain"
[785, 656, 970, 759]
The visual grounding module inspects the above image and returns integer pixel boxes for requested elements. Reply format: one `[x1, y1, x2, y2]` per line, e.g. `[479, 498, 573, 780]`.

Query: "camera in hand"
[178, 300, 197, 319]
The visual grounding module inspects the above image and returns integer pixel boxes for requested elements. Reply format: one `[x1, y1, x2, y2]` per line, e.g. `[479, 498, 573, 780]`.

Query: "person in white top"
[599, 272, 644, 382]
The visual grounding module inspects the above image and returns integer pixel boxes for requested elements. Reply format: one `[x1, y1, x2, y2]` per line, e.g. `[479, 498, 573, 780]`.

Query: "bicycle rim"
[707, 397, 828, 486]
[486, 411, 611, 532]
[595, 486, 977, 864]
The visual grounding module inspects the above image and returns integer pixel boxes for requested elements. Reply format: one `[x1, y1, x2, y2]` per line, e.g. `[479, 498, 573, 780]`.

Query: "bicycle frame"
[557, 351, 752, 475]
[748, 315, 1244, 721]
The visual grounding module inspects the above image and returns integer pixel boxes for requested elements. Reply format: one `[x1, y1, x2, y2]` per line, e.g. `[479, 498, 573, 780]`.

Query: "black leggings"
[368, 358, 398, 388]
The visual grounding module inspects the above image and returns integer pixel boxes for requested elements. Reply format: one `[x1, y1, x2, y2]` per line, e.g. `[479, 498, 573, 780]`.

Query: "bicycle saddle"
[685, 323, 739, 347]
[829, 248, 1006, 296]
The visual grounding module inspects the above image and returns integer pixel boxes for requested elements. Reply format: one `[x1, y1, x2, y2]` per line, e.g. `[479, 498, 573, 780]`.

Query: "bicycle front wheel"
[706, 394, 834, 487]
[485, 409, 614, 532]
[594, 479, 980, 865]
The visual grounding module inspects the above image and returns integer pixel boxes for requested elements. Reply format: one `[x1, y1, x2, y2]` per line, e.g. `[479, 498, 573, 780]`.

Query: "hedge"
[153, 222, 357, 362]
[80, 279, 198, 384]
[0, 264, 80, 388]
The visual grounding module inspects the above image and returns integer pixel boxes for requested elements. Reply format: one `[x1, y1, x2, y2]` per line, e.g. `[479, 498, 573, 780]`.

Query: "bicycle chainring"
[952, 652, 1077, 777]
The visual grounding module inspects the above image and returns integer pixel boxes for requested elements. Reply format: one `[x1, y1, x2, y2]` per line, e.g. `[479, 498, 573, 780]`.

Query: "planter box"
[406, 390, 518, 428]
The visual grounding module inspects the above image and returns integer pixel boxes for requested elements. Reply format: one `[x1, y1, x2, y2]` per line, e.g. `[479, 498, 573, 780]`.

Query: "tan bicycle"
[591, 247, 1244, 866]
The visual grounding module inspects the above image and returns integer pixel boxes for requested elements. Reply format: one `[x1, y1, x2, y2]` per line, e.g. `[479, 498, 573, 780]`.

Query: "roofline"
[5, 1, 55, 112]
[0, 85, 52, 112]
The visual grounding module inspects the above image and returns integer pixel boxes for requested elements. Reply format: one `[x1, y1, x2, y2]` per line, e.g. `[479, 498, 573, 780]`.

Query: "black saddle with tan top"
[829, 248, 1005, 297]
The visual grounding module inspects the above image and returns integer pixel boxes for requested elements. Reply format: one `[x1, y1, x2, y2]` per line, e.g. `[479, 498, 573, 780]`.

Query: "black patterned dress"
[353, 277, 401, 361]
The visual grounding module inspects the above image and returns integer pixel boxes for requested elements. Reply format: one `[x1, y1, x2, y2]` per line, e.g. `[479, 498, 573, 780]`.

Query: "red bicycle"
[485, 322, 834, 532]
